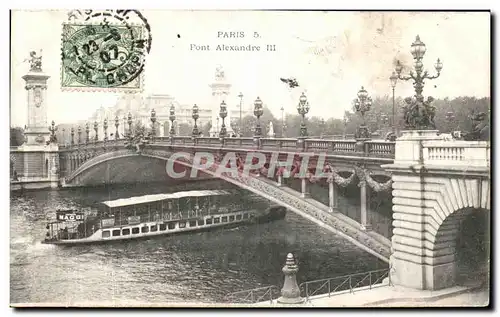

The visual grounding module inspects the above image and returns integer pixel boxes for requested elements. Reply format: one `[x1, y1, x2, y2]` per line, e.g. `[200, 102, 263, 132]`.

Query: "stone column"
[359, 179, 372, 231]
[328, 180, 338, 212]
[301, 178, 309, 198]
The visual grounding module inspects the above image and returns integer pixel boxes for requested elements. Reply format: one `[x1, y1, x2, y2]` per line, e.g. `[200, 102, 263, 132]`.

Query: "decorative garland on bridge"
[353, 165, 393, 192]
[326, 169, 356, 187]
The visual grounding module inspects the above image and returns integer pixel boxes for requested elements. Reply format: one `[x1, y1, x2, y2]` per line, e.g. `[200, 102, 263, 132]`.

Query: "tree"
[10, 127, 25, 146]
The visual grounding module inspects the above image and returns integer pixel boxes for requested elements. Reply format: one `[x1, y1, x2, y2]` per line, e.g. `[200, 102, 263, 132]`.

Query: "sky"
[10, 10, 490, 127]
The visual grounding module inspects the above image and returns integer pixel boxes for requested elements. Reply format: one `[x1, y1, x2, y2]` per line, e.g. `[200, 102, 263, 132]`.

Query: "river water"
[10, 180, 386, 306]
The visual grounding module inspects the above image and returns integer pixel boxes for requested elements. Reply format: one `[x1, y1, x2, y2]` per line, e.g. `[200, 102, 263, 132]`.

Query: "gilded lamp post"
[253, 97, 263, 137]
[353, 86, 372, 139]
[169, 104, 176, 136]
[395, 35, 443, 130]
[219, 100, 228, 138]
[192, 104, 199, 137]
[297, 92, 310, 137]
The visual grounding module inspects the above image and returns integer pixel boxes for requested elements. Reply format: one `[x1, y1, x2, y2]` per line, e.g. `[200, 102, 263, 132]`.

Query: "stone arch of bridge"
[390, 174, 490, 290]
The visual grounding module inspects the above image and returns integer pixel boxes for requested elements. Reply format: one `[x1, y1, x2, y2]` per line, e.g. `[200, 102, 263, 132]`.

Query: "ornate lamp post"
[280, 106, 285, 138]
[343, 114, 348, 139]
[296, 92, 310, 137]
[381, 113, 389, 127]
[70, 127, 75, 145]
[353, 86, 372, 139]
[93, 121, 98, 142]
[85, 123, 90, 144]
[169, 104, 176, 136]
[395, 35, 443, 130]
[389, 71, 398, 134]
[150, 109, 157, 142]
[320, 118, 326, 138]
[77, 126, 81, 144]
[127, 112, 133, 137]
[253, 97, 263, 137]
[114, 116, 120, 140]
[103, 118, 108, 142]
[219, 100, 228, 138]
[238, 92, 243, 136]
[192, 104, 199, 137]
[445, 111, 455, 133]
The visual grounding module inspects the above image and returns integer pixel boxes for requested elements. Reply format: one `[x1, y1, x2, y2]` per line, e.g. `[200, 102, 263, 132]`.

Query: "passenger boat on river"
[42, 189, 286, 245]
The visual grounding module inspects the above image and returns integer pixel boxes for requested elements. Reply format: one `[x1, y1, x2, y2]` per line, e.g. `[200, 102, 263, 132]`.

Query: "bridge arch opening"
[433, 207, 490, 288]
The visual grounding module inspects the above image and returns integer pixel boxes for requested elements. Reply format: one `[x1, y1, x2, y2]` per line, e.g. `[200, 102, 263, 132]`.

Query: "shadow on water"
[11, 179, 386, 304]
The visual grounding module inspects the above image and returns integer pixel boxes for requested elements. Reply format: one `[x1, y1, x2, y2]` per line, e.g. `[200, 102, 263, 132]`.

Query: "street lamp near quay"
[297, 92, 310, 138]
[219, 100, 228, 138]
[395, 35, 443, 130]
[389, 71, 398, 134]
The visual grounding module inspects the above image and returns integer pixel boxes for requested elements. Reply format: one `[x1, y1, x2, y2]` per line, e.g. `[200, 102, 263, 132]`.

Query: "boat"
[42, 189, 286, 245]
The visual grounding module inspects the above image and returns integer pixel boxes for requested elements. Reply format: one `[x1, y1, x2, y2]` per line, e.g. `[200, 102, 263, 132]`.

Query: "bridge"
[10, 130, 490, 292]
[54, 135, 395, 262]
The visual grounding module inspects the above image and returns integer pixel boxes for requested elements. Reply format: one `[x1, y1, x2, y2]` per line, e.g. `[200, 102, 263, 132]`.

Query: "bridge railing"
[224, 285, 280, 304]
[422, 140, 490, 168]
[56, 136, 396, 158]
[299, 268, 390, 302]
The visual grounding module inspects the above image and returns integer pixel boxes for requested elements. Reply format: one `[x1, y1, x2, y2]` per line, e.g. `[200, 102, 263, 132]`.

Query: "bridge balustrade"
[422, 140, 490, 167]
[366, 141, 395, 156]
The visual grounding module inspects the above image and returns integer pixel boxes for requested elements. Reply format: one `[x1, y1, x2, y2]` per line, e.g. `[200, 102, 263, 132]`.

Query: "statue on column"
[27, 50, 43, 72]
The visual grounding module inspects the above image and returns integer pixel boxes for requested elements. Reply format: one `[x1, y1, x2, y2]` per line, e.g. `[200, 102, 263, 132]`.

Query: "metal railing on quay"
[224, 285, 280, 304]
[299, 268, 390, 302]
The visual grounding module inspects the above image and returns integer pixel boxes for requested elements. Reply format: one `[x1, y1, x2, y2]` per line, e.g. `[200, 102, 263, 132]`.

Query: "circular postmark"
[62, 10, 152, 90]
